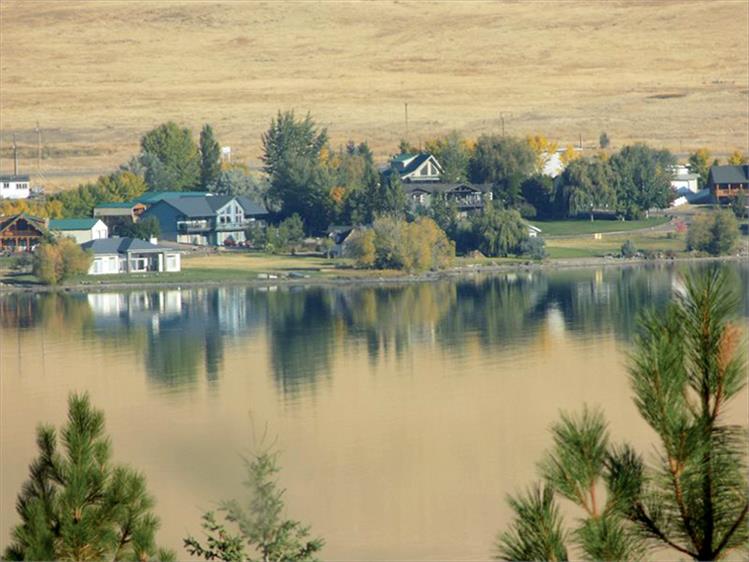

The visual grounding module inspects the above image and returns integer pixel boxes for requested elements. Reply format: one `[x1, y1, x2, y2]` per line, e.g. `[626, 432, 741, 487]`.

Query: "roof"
[134, 191, 209, 204]
[236, 195, 267, 216]
[49, 218, 101, 231]
[160, 197, 216, 217]
[405, 182, 492, 195]
[95, 201, 141, 209]
[0, 213, 47, 234]
[80, 237, 171, 255]
[708, 165, 749, 185]
[525, 222, 543, 233]
[0, 175, 30, 182]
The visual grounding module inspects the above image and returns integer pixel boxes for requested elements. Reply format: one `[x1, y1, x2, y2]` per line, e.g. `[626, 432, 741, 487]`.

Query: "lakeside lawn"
[546, 231, 686, 259]
[530, 216, 670, 237]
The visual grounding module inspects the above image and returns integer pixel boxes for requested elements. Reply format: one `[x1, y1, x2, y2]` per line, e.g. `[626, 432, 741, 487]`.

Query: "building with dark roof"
[140, 194, 268, 246]
[708, 164, 749, 201]
[405, 182, 493, 215]
[385, 153, 443, 183]
[81, 237, 181, 275]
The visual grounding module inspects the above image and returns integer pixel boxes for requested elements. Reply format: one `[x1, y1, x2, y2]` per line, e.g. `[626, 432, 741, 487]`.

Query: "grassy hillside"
[1, 0, 747, 190]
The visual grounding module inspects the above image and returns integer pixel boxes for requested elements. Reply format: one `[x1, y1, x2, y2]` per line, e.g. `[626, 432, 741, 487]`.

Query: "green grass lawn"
[546, 231, 686, 259]
[530, 217, 670, 237]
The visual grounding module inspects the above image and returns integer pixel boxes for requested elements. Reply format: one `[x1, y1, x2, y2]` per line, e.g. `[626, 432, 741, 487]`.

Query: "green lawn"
[530, 217, 670, 237]
[546, 231, 686, 259]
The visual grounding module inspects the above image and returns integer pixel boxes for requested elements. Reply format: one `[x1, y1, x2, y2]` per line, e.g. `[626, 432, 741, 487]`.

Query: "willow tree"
[496, 269, 748, 561]
[4, 393, 174, 561]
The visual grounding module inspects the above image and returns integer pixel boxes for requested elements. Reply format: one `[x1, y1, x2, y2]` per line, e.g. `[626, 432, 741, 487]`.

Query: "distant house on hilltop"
[708, 164, 749, 202]
[140, 194, 267, 246]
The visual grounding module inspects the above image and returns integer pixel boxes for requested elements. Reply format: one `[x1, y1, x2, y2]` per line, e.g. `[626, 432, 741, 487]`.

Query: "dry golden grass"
[1, 0, 748, 190]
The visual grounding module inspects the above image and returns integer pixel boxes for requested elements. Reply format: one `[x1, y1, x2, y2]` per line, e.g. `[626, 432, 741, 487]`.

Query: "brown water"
[1, 263, 747, 560]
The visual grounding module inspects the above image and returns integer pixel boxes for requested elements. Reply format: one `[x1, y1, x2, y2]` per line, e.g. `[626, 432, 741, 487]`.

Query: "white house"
[0, 174, 31, 199]
[670, 164, 699, 194]
[49, 218, 109, 244]
[81, 237, 181, 275]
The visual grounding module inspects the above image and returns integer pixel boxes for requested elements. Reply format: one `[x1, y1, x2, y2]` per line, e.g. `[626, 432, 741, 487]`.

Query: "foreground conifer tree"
[184, 448, 324, 562]
[496, 269, 748, 561]
[5, 393, 174, 561]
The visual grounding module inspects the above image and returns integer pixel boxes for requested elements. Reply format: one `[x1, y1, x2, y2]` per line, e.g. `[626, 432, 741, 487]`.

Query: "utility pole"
[579, 133, 583, 150]
[500, 113, 505, 136]
[35, 121, 42, 173]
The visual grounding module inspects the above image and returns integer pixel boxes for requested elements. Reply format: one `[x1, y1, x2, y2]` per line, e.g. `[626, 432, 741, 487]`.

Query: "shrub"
[32, 239, 92, 285]
[265, 214, 305, 254]
[620, 239, 637, 258]
[519, 236, 547, 260]
[345, 229, 376, 267]
[686, 211, 739, 255]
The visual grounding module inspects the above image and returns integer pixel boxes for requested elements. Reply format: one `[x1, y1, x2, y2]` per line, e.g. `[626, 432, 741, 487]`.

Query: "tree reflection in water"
[1, 263, 745, 397]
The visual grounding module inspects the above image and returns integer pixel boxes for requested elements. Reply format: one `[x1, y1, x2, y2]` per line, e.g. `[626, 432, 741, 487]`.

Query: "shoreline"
[0, 254, 744, 294]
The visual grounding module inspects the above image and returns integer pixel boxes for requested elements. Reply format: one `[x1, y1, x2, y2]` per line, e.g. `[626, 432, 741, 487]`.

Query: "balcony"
[177, 220, 211, 233]
[215, 219, 251, 231]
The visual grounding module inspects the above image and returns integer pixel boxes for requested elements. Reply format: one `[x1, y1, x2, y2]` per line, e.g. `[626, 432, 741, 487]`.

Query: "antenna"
[13, 134, 18, 176]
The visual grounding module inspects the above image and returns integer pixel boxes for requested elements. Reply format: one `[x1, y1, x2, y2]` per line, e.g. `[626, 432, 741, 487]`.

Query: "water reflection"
[2, 263, 746, 396]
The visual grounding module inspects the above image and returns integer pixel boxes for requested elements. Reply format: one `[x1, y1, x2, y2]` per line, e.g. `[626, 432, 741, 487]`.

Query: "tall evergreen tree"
[199, 124, 222, 189]
[495, 269, 748, 561]
[4, 393, 174, 561]
[184, 448, 324, 562]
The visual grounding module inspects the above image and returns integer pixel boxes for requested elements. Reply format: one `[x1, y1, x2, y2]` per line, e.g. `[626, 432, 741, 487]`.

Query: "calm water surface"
[1, 263, 747, 560]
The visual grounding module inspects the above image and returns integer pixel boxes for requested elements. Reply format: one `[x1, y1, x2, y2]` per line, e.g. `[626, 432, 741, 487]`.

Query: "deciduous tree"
[610, 144, 675, 219]
[140, 122, 200, 191]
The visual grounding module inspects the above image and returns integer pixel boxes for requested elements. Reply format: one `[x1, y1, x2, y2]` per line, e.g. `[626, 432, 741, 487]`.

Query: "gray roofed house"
[405, 182, 493, 214]
[81, 237, 181, 275]
[708, 164, 749, 201]
[140, 194, 268, 246]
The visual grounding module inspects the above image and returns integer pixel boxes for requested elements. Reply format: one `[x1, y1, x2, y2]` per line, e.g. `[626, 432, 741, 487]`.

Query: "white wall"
[0, 180, 30, 199]
[89, 255, 121, 275]
[164, 253, 181, 272]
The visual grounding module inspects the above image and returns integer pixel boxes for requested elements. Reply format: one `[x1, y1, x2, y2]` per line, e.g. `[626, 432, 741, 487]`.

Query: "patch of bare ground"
[0, 0, 747, 188]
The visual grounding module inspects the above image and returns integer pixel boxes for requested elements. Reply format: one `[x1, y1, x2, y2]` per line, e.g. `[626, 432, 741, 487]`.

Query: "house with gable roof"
[386, 152, 443, 183]
[81, 237, 181, 275]
[708, 164, 749, 202]
[140, 194, 268, 246]
[49, 218, 109, 244]
[0, 213, 47, 252]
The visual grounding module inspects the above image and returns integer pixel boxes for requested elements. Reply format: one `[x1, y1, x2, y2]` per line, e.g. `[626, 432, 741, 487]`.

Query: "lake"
[1, 263, 747, 560]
